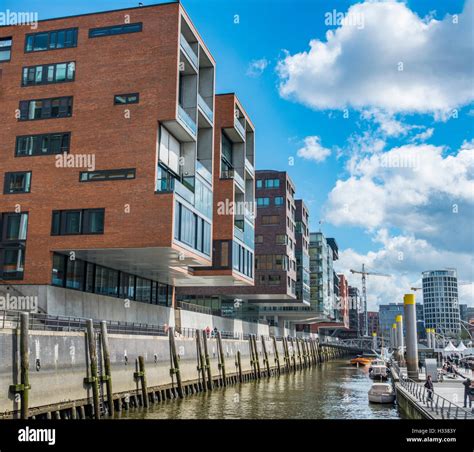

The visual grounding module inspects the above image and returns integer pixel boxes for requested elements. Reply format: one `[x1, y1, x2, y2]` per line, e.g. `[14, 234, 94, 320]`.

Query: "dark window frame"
[51, 208, 105, 236]
[88, 23, 143, 38]
[113, 93, 139, 105]
[79, 168, 136, 182]
[24, 28, 78, 53]
[15, 132, 71, 157]
[0, 36, 13, 62]
[21, 61, 76, 87]
[18, 96, 73, 121]
[4, 171, 32, 194]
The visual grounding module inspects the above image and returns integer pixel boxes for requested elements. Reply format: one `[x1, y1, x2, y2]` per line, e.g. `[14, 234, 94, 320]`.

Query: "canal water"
[120, 359, 401, 419]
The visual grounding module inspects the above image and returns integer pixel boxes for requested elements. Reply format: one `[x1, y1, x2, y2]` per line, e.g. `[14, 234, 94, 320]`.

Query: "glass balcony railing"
[198, 93, 213, 123]
[156, 167, 195, 204]
[221, 169, 245, 191]
[234, 219, 244, 241]
[234, 117, 245, 138]
[244, 158, 254, 177]
[178, 104, 197, 136]
[180, 34, 198, 68]
[196, 160, 212, 184]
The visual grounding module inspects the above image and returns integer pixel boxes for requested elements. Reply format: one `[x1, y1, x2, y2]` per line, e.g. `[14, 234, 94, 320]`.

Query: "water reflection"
[120, 360, 400, 419]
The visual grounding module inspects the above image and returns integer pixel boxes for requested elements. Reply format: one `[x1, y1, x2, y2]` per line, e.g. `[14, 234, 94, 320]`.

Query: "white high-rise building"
[422, 269, 461, 337]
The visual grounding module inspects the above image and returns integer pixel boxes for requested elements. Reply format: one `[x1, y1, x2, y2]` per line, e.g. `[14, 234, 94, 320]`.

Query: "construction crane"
[350, 264, 391, 337]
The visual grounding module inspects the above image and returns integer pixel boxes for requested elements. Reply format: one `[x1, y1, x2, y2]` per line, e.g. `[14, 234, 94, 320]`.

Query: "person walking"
[424, 375, 434, 405]
[463, 378, 472, 408]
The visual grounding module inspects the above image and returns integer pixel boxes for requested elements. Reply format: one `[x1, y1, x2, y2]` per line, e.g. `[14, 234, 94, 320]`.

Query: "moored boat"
[368, 383, 395, 404]
[350, 356, 372, 366]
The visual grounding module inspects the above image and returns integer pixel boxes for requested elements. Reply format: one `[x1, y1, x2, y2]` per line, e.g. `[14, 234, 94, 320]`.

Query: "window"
[114, 93, 139, 105]
[25, 28, 78, 52]
[276, 234, 287, 245]
[221, 132, 233, 175]
[22, 61, 75, 86]
[275, 196, 284, 206]
[89, 23, 142, 38]
[265, 178, 280, 188]
[0, 212, 28, 280]
[80, 169, 135, 182]
[51, 208, 105, 235]
[159, 126, 180, 175]
[0, 37, 12, 62]
[4, 172, 31, 194]
[257, 197, 270, 207]
[255, 235, 263, 244]
[256, 180, 263, 189]
[261, 215, 279, 225]
[16, 132, 71, 156]
[19, 96, 73, 120]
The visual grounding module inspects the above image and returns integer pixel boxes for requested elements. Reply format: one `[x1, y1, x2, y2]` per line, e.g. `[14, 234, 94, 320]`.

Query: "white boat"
[369, 364, 389, 380]
[368, 383, 395, 404]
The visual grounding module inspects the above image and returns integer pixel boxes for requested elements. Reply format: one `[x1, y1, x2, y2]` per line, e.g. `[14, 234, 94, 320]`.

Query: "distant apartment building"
[337, 274, 350, 328]
[422, 269, 461, 336]
[309, 232, 338, 319]
[295, 200, 310, 306]
[349, 286, 362, 335]
[0, 3, 253, 323]
[367, 311, 379, 336]
[459, 304, 468, 322]
[379, 302, 425, 339]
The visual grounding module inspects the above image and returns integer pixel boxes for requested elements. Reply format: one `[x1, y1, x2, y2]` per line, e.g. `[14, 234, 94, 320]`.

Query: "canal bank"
[0, 312, 349, 419]
[116, 360, 401, 419]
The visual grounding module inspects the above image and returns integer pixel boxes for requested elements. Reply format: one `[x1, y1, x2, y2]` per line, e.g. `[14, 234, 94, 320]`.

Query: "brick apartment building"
[0, 2, 253, 321]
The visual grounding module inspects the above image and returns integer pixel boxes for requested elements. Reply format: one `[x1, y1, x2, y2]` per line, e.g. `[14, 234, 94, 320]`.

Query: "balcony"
[196, 160, 212, 184]
[198, 93, 213, 123]
[156, 171, 195, 204]
[178, 104, 197, 136]
[244, 158, 255, 177]
[221, 169, 245, 192]
[180, 34, 198, 69]
[234, 219, 244, 242]
[234, 117, 245, 140]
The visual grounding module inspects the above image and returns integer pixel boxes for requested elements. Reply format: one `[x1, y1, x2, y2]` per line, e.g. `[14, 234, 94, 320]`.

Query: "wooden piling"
[282, 337, 290, 373]
[85, 319, 100, 420]
[202, 332, 213, 390]
[216, 332, 227, 386]
[236, 350, 243, 382]
[99, 321, 114, 417]
[252, 335, 261, 378]
[272, 336, 281, 375]
[20, 312, 30, 420]
[289, 337, 297, 372]
[261, 336, 271, 377]
[136, 356, 148, 408]
[195, 330, 207, 392]
[168, 327, 183, 398]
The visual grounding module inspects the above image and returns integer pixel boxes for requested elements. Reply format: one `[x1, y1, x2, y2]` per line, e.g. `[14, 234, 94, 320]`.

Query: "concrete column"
[426, 328, 432, 348]
[396, 315, 404, 364]
[404, 294, 418, 380]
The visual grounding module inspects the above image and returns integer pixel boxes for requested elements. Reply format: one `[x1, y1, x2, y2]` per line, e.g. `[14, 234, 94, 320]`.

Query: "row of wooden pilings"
[11, 313, 348, 420]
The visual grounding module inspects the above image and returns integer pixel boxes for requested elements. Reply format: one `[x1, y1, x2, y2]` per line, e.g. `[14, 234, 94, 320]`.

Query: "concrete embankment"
[0, 319, 347, 419]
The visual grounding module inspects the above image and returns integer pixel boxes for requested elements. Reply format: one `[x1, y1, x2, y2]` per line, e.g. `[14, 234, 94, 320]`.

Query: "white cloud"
[246, 58, 269, 77]
[324, 140, 474, 253]
[297, 136, 331, 162]
[277, 0, 474, 117]
[411, 127, 434, 143]
[335, 230, 474, 309]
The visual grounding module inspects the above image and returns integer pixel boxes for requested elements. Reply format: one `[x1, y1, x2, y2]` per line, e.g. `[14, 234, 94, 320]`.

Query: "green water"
[118, 360, 401, 419]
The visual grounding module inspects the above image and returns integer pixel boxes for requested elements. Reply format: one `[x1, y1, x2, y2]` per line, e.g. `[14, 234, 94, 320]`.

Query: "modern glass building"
[422, 269, 461, 337]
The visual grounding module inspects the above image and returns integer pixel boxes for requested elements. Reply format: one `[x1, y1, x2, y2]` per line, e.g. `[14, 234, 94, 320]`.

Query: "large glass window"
[22, 62, 75, 86]
[159, 126, 180, 175]
[221, 132, 233, 174]
[16, 132, 71, 156]
[4, 172, 31, 194]
[51, 209, 105, 235]
[25, 28, 78, 52]
[65, 258, 85, 290]
[2, 213, 28, 241]
[0, 37, 12, 62]
[19, 97, 73, 121]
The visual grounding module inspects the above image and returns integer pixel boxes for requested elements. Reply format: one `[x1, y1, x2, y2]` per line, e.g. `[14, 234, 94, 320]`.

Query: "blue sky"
[4, 0, 473, 307]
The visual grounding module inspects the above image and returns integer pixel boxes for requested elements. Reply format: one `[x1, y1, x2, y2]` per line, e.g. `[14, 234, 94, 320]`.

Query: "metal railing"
[398, 372, 474, 420]
[178, 104, 197, 135]
[197, 93, 213, 123]
[176, 300, 212, 315]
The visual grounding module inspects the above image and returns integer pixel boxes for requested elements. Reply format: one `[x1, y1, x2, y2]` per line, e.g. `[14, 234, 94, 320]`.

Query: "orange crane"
[350, 264, 391, 337]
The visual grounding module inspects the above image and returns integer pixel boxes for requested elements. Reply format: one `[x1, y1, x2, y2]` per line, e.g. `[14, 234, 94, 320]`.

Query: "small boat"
[350, 356, 372, 366]
[368, 383, 395, 404]
[369, 364, 389, 381]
